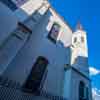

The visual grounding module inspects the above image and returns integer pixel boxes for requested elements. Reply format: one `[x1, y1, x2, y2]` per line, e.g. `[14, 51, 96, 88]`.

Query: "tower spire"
[76, 21, 83, 30]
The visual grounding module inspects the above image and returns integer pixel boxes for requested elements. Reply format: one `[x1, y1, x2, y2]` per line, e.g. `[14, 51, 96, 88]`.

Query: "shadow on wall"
[0, 1, 51, 87]
[74, 56, 88, 66]
[0, 1, 69, 97]
[72, 56, 89, 76]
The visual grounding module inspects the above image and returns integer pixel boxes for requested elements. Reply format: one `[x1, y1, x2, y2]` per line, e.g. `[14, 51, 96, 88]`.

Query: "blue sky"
[49, 0, 100, 99]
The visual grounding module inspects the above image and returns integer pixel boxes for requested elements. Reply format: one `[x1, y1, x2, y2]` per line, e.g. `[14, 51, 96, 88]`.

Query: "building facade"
[0, 0, 92, 100]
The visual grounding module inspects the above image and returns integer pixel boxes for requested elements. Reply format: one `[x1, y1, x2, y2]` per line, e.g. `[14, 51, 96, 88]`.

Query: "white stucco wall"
[63, 69, 72, 99]
[0, 0, 49, 75]
[0, 2, 18, 46]
[68, 68, 92, 100]
[49, 8, 72, 47]
[14, 0, 49, 22]
[2, 9, 72, 96]
[0, 0, 92, 99]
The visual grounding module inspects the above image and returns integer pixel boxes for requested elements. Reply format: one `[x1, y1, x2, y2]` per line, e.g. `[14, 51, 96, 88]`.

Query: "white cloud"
[92, 88, 100, 100]
[89, 67, 100, 76]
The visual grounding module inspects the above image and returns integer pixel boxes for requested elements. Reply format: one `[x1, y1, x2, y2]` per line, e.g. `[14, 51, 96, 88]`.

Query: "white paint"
[2, 7, 72, 96]
[71, 29, 89, 76]
[20, 0, 43, 15]
[49, 8, 72, 47]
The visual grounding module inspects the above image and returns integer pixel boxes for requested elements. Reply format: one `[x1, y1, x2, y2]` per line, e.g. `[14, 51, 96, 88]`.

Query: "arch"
[22, 56, 49, 94]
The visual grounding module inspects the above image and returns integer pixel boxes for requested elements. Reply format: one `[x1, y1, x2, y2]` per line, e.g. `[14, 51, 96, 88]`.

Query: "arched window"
[79, 81, 85, 100]
[23, 56, 48, 94]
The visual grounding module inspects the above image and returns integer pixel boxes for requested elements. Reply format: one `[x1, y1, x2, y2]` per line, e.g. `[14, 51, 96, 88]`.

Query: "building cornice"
[47, 2, 73, 32]
[65, 66, 91, 81]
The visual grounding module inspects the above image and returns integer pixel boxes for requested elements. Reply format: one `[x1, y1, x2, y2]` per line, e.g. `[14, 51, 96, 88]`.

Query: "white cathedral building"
[0, 0, 92, 100]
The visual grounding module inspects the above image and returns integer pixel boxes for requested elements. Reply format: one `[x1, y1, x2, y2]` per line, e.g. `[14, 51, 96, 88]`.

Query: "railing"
[0, 76, 21, 89]
[0, 85, 44, 100]
[40, 90, 67, 100]
[0, 76, 67, 100]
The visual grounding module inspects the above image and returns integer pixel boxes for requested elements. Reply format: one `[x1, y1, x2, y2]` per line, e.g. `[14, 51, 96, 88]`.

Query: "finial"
[76, 21, 83, 30]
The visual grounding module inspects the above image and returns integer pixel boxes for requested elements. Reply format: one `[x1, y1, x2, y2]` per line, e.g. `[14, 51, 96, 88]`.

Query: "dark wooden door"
[23, 56, 48, 93]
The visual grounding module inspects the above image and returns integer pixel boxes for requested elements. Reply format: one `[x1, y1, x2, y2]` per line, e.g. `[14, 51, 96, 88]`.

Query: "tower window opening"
[74, 37, 77, 43]
[81, 37, 84, 42]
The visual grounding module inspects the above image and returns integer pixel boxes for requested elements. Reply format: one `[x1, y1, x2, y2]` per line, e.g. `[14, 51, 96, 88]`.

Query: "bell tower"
[71, 22, 89, 76]
[63, 22, 92, 100]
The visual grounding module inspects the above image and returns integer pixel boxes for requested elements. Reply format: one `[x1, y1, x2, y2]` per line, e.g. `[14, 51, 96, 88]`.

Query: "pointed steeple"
[76, 21, 83, 30]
